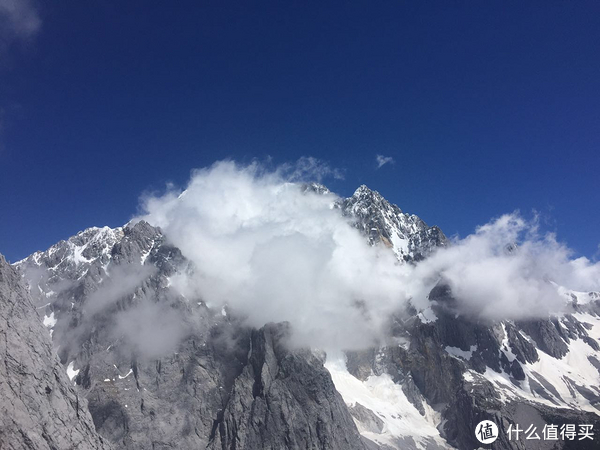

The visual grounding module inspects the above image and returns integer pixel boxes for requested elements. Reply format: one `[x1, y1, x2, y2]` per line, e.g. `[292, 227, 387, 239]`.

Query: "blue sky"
[0, 1, 599, 262]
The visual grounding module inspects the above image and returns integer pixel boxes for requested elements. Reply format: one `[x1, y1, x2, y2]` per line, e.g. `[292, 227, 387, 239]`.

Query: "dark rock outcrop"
[209, 324, 365, 450]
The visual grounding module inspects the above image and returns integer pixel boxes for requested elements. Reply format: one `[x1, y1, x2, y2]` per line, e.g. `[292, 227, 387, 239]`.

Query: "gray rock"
[209, 324, 366, 450]
[349, 403, 385, 434]
[0, 254, 111, 450]
[517, 319, 569, 359]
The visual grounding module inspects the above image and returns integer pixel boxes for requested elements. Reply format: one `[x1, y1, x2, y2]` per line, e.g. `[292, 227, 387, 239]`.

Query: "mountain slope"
[11, 184, 600, 450]
[341, 283, 600, 449]
[0, 254, 112, 450]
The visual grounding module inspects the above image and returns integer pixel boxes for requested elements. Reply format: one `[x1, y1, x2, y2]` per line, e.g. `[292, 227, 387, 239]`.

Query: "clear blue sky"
[1, 1, 599, 262]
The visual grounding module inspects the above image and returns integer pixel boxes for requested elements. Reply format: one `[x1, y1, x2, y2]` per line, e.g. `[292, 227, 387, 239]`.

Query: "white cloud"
[84, 265, 157, 317]
[112, 295, 191, 359]
[138, 159, 411, 350]
[135, 159, 600, 350]
[411, 213, 600, 320]
[376, 154, 395, 169]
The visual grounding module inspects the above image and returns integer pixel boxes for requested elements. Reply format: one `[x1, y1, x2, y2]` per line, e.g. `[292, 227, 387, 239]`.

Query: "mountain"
[0, 254, 112, 450]
[8, 184, 600, 449]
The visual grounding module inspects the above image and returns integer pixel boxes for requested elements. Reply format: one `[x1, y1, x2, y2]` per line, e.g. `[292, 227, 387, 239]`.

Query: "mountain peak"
[353, 184, 375, 196]
[351, 184, 388, 205]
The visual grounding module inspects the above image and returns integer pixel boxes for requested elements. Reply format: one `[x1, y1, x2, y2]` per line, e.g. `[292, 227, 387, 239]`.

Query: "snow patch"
[417, 307, 437, 324]
[553, 283, 598, 306]
[71, 242, 91, 265]
[66, 361, 79, 382]
[481, 314, 600, 414]
[445, 345, 476, 361]
[118, 369, 134, 379]
[43, 312, 57, 328]
[140, 240, 154, 264]
[325, 353, 446, 449]
[499, 323, 518, 363]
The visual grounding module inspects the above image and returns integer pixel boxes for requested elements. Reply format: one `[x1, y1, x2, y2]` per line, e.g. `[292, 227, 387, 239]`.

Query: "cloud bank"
[134, 159, 600, 349]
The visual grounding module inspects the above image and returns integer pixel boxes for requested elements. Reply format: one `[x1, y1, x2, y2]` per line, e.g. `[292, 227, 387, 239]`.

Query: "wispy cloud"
[280, 156, 345, 182]
[376, 154, 394, 169]
[0, 0, 41, 52]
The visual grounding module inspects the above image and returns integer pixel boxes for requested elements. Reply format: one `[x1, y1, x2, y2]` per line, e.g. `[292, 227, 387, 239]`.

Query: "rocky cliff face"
[208, 325, 364, 450]
[9, 184, 600, 450]
[0, 254, 111, 450]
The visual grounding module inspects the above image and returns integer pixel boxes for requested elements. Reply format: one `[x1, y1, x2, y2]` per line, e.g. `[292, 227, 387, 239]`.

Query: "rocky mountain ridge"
[6, 183, 600, 449]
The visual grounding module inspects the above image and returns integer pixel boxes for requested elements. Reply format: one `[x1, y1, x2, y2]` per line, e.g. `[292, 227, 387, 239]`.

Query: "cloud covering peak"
[135, 159, 600, 348]
[138, 160, 409, 349]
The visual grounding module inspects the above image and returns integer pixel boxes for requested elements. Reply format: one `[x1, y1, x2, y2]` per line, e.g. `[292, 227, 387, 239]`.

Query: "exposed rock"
[517, 319, 569, 359]
[0, 254, 111, 450]
[349, 403, 385, 434]
[210, 324, 365, 449]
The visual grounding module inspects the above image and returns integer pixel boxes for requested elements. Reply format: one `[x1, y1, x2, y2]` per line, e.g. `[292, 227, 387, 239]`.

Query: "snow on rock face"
[445, 345, 477, 361]
[477, 311, 600, 414]
[417, 306, 438, 323]
[471, 329, 600, 413]
[555, 283, 600, 306]
[301, 182, 331, 195]
[10, 221, 177, 387]
[43, 311, 57, 328]
[14, 225, 126, 300]
[13, 221, 167, 320]
[325, 353, 450, 450]
[10, 181, 600, 450]
[117, 368, 133, 379]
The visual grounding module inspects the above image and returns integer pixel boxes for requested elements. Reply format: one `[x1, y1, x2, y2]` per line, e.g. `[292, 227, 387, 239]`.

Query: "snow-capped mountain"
[6, 184, 600, 450]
